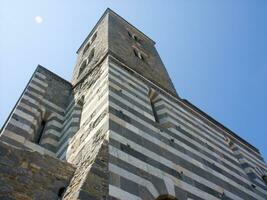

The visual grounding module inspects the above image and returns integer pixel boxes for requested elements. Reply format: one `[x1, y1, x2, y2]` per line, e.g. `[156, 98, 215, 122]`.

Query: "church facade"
[0, 9, 266, 200]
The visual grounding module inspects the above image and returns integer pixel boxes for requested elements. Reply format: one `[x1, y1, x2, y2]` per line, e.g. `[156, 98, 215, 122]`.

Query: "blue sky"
[0, 0, 266, 160]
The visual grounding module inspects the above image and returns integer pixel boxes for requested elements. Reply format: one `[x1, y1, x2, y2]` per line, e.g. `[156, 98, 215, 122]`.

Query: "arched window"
[91, 32, 97, 43]
[156, 195, 177, 200]
[83, 42, 90, 55]
[78, 59, 87, 77]
[88, 48, 95, 63]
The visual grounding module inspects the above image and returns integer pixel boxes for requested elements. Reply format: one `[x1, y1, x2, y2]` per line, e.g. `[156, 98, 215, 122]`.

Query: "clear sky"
[0, 0, 266, 160]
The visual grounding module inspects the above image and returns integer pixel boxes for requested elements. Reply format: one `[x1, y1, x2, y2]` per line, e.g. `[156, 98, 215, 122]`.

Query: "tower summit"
[0, 8, 266, 200]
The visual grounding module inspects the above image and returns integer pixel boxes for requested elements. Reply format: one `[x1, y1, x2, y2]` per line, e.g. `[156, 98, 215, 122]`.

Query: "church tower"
[0, 9, 267, 200]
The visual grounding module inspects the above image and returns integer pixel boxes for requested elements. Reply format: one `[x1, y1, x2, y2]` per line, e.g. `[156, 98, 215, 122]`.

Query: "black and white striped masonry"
[1, 8, 266, 200]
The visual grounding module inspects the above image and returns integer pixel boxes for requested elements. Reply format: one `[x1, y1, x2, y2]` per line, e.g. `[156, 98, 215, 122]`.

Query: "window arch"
[78, 59, 87, 77]
[83, 42, 90, 55]
[88, 48, 95, 62]
[155, 195, 177, 200]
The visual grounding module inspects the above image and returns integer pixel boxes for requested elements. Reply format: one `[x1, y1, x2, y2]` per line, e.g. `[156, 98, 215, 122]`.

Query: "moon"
[35, 16, 43, 24]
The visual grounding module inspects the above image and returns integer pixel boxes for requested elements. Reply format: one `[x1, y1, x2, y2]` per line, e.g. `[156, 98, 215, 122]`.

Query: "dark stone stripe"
[27, 85, 45, 96]
[109, 76, 148, 105]
[109, 98, 242, 174]
[5, 124, 32, 141]
[110, 172, 155, 200]
[22, 92, 65, 115]
[82, 78, 108, 109]
[110, 130, 223, 199]
[40, 143, 57, 153]
[154, 104, 240, 168]
[31, 79, 47, 90]
[170, 121, 241, 168]
[41, 132, 60, 141]
[109, 155, 208, 200]
[110, 138, 256, 200]
[45, 124, 62, 132]
[64, 101, 82, 120]
[109, 113, 264, 199]
[17, 101, 64, 125]
[16, 105, 41, 125]
[12, 114, 37, 133]
[155, 101, 263, 162]
[0, 135, 28, 149]
[110, 64, 148, 93]
[156, 104, 227, 148]
[109, 86, 152, 116]
[109, 70, 148, 97]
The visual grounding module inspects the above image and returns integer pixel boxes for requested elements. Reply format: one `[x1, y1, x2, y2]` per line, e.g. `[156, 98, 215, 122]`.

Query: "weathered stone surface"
[0, 142, 75, 200]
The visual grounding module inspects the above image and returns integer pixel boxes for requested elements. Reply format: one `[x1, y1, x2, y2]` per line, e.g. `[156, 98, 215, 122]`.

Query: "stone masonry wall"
[0, 141, 75, 200]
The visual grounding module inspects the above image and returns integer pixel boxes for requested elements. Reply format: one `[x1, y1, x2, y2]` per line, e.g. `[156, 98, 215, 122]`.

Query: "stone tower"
[0, 8, 267, 200]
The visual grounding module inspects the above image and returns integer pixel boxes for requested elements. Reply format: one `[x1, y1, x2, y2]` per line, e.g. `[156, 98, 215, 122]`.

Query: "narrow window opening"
[149, 89, 159, 123]
[36, 120, 46, 144]
[58, 187, 66, 199]
[128, 31, 132, 38]
[133, 35, 138, 41]
[139, 53, 145, 61]
[78, 60, 87, 77]
[91, 32, 97, 43]
[133, 48, 138, 57]
[88, 48, 95, 63]
[83, 42, 90, 55]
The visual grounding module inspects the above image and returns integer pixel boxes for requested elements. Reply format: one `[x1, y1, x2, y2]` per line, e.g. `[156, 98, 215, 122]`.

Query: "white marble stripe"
[109, 91, 154, 121]
[63, 109, 81, 126]
[109, 129, 263, 200]
[109, 163, 159, 198]
[156, 103, 233, 155]
[158, 109, 236, 160]
[109, 102, 246, 177]
[109, 184, 142, 200]
[44, 129, 61, 138]
[109, 63, 148, 93]
[109, 113, 265, 199]
[110, 82, 151, 110]
[65, 114, 108, 159]
[237, 148, 267, 170]
[156, 95, 261, 157]
[82, 89, 109, 124]
[46, 120, 63, 129]
[31, 77, 48, 87]
[109, 74, 148, 102]
[109, 67, 148, 94]
[239, 156, 267, 173]
[109, 66, 148, 94]
[35, 72, 46, 80]
[109, 146, 221, 200]
[41, 137, 58, 146]
[24, 91, 65, 112]
[154, 95, 226, 142]
[57, 137, 73, 156]
[14, 109, 38, 128]
[59, 119, 80, 144]
[28, 82, 46, 93]
[1, 130, 26, 143]
[9, 118, 34, 135]
[84, 66, 109, 100]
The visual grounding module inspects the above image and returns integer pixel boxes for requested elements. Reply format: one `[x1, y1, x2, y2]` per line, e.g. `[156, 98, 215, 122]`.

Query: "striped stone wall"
[107, 60, 267, 200]
[0, 66, 73, 156]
